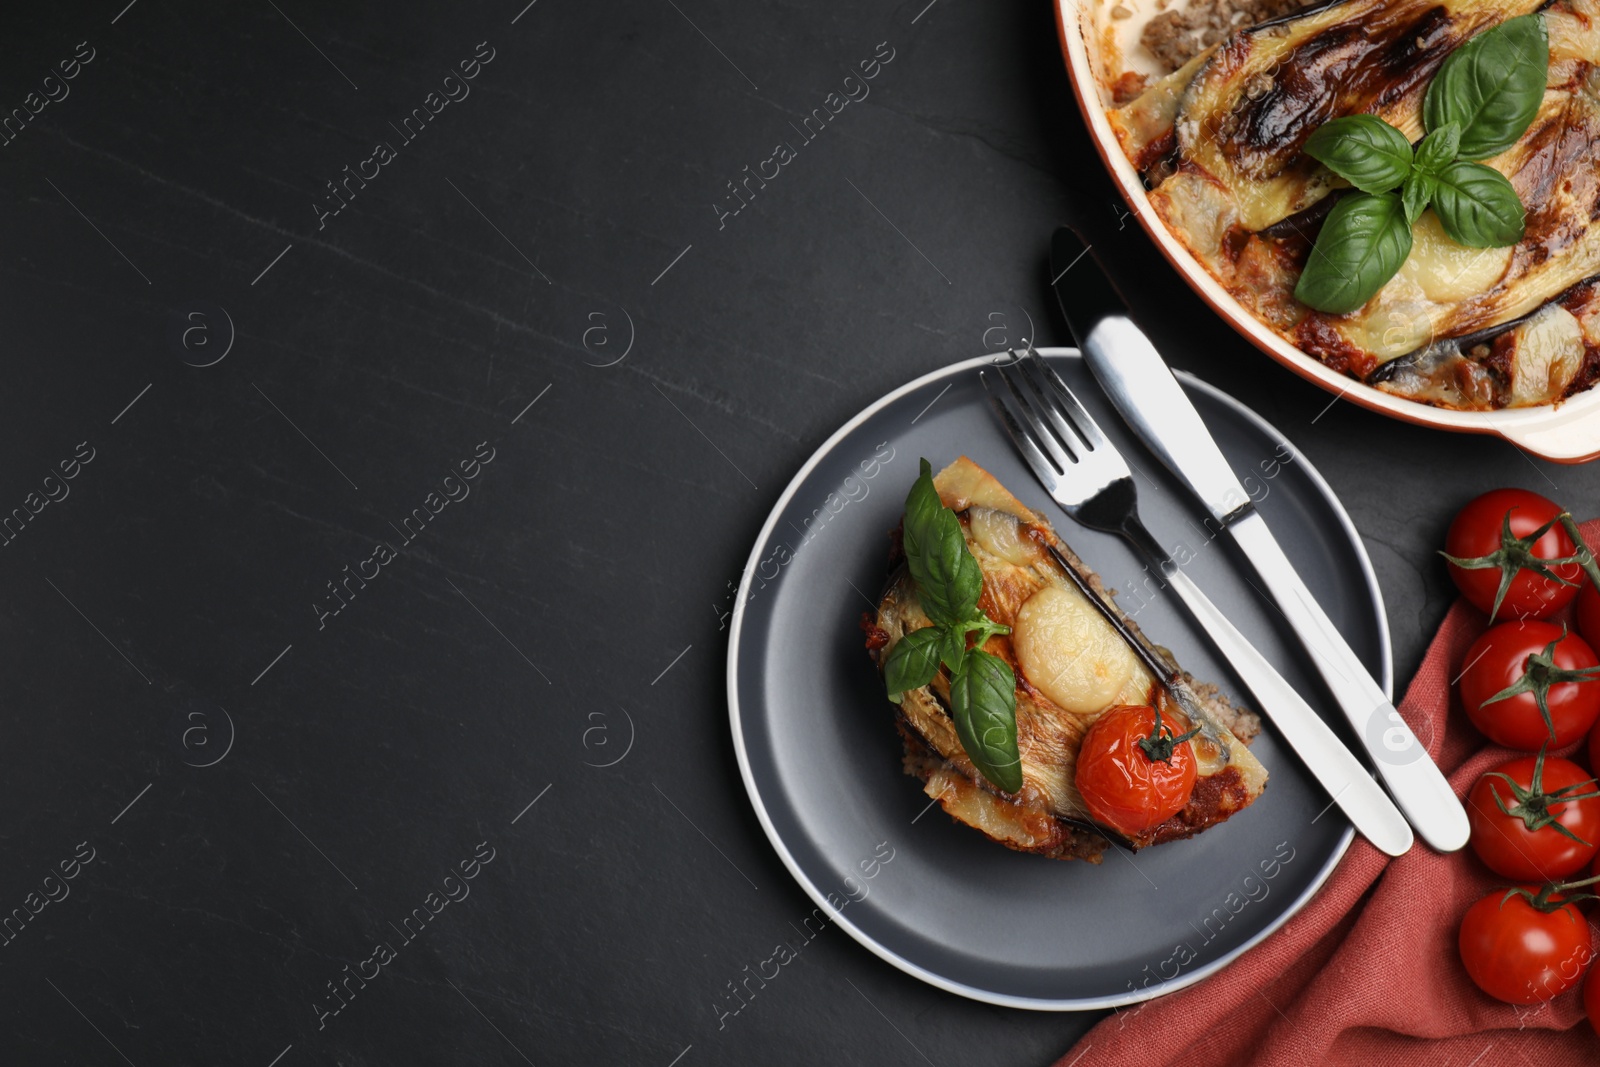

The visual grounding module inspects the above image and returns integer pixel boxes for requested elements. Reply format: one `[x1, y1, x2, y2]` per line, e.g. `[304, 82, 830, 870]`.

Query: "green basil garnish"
[1303, 115, 1413, 194]
[1412, 122, 1462, 175]
[885, 626, 944, 703]
[939, 625, 968, 672]
[901, 462, 983, 627]
[1294, 192, 1413, 316]
[1400, 171, 1437, 227]
[1423, 14, 1549, 161]
[1293, 15, 1546, 314]
[949, 648, 1023, 795]
[1431, 160, 1527, 247]
[1401, 122, 1459, 224]
[885, 459, 1021, 794]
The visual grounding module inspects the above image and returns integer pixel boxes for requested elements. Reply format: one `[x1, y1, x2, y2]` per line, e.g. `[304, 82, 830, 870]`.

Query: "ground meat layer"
[1140, 0, 1320, 70]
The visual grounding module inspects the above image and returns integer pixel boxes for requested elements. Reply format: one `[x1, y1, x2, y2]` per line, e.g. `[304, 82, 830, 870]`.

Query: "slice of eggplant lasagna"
[865, 457, 1267, 863]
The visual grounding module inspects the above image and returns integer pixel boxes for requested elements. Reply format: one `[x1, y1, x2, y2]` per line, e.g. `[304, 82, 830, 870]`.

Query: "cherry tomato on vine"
[1444, 489, 1584, 620]
[1459, 886, 1593, 1004]
[1467, 750, 1600, 880]
[1458, 622, 1600, 749]
[1075, 703, 1197, 836]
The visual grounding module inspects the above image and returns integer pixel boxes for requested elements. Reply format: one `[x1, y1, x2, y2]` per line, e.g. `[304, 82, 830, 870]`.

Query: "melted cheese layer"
[1012, 583, 1139, 715]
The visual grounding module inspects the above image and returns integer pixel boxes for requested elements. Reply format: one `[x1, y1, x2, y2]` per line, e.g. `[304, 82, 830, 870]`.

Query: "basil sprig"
[1294, 14, 1547, 315]
[883, 459, 1022, 794]
[900, 459, 983, 627]
[1403, 122, 1461, 224]
[949, 647, 1022, 793]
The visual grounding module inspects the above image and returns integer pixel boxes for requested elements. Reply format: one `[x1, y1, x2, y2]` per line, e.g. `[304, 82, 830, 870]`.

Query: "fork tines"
[981, 348, 1130, 493]
[1020, 347, 1110, 453]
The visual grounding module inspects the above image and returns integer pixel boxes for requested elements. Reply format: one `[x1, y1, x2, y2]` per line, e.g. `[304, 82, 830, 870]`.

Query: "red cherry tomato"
[1075, 703, 1197, 836]
[1578, 582, 1600, 653]
[1459, 887, 1593, 1004]
[1467, 753, 1600, 880]
[1459, 622, 1600, 749]
[1445, 489, 1582, 621]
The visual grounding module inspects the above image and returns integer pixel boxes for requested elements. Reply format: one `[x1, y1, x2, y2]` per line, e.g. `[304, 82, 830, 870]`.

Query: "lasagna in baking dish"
[1105, 0, 1600, 410]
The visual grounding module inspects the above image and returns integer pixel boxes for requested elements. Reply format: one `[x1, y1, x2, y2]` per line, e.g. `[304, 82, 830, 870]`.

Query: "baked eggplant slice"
[1370, 274, 1600, 407]
[867, 457, 1267, 862]
[1109, 47, 1217, 176]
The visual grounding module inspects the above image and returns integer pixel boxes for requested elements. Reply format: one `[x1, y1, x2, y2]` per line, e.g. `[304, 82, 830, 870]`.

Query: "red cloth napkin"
[1055, 520, 1600, 1067]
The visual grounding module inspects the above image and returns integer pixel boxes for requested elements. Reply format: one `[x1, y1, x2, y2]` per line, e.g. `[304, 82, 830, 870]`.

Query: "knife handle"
[1228, 513, 1470, 851]
[1120, 516, 1415, 857]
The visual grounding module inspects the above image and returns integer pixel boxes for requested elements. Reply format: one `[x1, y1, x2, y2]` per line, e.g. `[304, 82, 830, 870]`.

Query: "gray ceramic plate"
[727, 349, 1389, 1010]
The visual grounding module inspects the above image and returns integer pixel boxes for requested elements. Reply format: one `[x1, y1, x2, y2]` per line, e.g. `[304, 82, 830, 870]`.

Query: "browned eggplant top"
[1224, 9, 1451, 176]
[1192, 0, 1545, 182]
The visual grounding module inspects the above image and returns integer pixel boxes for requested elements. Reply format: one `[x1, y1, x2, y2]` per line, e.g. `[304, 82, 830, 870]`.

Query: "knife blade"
[1048, 225, 1469, 852]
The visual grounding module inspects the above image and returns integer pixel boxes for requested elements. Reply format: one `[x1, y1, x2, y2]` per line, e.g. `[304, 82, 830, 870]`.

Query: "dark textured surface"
[0, 2, 1588, 1065]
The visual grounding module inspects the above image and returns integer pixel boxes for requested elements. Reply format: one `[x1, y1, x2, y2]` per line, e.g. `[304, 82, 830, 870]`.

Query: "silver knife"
[1049, 226, 1468, 853]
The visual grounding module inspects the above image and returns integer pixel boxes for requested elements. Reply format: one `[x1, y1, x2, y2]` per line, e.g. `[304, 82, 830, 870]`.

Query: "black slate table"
[0, 2, 1589, 1064]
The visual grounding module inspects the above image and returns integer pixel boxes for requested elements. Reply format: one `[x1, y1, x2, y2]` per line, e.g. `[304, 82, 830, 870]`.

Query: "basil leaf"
[1431, 160, 1526, 247]
[1294, 192, 1414, 315]
[939, 625, 968, 672]
[1424, 13, 1549, 161]
[884, 626, 944, 703]
[901, 458, 945, 554]
[1400, 124, 1455, 224]
[1401, 171, 1437, 226]
[1302, 115, 1413, 194]
[900, 459, 983, 627]
[904, 513, 983, 626]
[950, 648, 1021, 794]
[1412, 122, 1461, 177]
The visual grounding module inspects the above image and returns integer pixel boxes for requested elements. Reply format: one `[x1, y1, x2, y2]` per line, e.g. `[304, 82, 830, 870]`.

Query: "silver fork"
[982, 348, 1413, 857]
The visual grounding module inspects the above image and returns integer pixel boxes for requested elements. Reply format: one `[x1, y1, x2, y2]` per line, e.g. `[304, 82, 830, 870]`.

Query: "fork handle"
[1119, 517, 1415, 857]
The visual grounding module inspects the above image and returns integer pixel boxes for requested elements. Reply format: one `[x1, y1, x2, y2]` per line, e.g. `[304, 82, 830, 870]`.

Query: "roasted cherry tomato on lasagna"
[1075, 703, 1198, 836]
